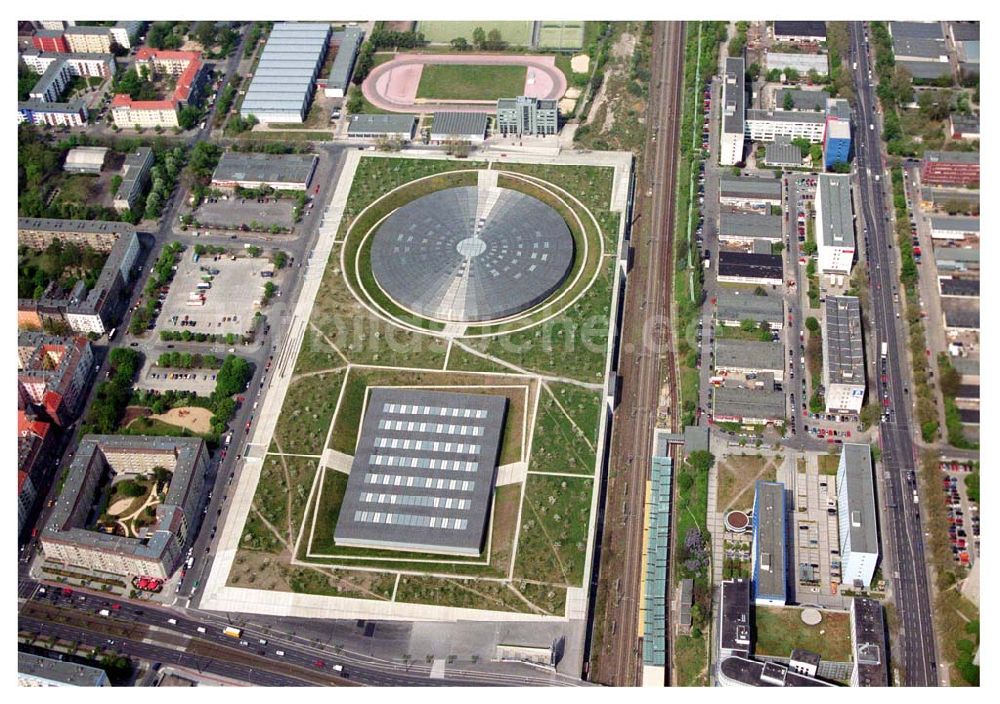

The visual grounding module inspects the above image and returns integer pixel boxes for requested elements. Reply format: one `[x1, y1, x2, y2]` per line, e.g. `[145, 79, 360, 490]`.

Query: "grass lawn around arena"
[514, 474, 593, 586]
[222, 154, 627, 615]
[415, 64, 527, 101]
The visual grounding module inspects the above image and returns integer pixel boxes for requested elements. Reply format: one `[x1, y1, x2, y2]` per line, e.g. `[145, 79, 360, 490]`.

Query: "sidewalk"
[199, 150, 362, 612]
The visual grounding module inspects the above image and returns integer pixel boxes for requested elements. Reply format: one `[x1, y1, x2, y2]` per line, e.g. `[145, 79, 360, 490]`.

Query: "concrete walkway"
[200, 150, 363, 614]
[496, 461, 528, 486]
[321, 448, 353, 473]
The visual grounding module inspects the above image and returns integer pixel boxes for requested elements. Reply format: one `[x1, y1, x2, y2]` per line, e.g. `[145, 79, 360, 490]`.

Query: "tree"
[891, 65, 914, 105]
[352, 42, 376, 85]
[450, 37, 470, 51]
[177, 105, 200, 130]
[918, 90, 952, 121]
[272, 250, 287, 268]
[472, 26, 486, 50]
[685, 450, 714, 473]
[485, 29, 505, 51]
[117, 480, 145, 497]
[783, 91, 794, 111]
[792, 137, 811, 157]
[938, 357, 961, 398]
[213, 354, 252, 399]
[860, 403, 881, 430]
[805, 316, 820, 333]
[346, 85, 364, 114]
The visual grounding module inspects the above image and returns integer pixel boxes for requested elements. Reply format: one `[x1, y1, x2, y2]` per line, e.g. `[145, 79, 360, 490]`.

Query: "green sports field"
[416, 20, 534, 47]
[415, 64, 527, 101]
[538, 22, 585, 50]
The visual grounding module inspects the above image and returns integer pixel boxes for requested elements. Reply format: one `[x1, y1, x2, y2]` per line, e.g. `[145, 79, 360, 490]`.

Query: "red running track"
[361, 53, 567, 113]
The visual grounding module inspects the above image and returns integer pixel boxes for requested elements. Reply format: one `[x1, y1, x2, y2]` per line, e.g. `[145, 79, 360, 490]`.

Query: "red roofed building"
[17, 332, 95, 426]
[111, 49, 206, 129]
[920, 151, 980, 186]
[32, 29, 69, 53]
[18, 411, 54, 533]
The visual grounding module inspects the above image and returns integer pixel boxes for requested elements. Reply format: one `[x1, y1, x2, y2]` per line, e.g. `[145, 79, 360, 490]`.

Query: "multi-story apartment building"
[22, 50, 116, 80]
[720, 57, 746, 166]
[746, 109, 827, 143]
[18, 410, 56, 533]
[111, 49, 205, 129]
[495, 96, 559, 136]
[41, 436, 209, 580]
[29, 60, 73, 102]
[64, 26, 113, 54]
[18, 652, 111, 687]
[17, 332, 95, 426]
[816, 173, 856, 274]
[823, 296, 866, 413]
[836, 444, 880, 589]
[110, 20, 143, 50]
[17, 100, 88, 127]
[823, 98, 851, 169]
[17, 219, 141, 334]
[32, 29, 69, 53]
[850, 598, 889, 686]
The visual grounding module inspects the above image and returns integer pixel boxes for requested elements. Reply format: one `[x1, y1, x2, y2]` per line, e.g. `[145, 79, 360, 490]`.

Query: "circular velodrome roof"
[370, 185, 574, 322]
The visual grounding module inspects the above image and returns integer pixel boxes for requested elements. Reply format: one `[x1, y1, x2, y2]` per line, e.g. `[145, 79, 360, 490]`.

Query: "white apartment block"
[836, 444, 880, 589]
[111, 104, 180, 128]
[22, 51, 116, 79]
[746, 109, 827, 143]
[64, 311, 107, 334]
[110, 21, 142, 50]
[816, 173, 856, 274]
[18, 103, 88, 127]
[30, 61, 72, 102]
[720, 57, 746, 166]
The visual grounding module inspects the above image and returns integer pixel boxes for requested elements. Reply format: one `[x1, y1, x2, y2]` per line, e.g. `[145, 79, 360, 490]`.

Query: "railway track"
[589, 21, 685, 686]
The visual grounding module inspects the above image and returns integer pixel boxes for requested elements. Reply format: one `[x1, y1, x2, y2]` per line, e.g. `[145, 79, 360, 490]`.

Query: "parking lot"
[939, 459, 979, 568]
[193, 195, 297, 231]
[158, 253, 276, 338]
[137, 362, 218, 396]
